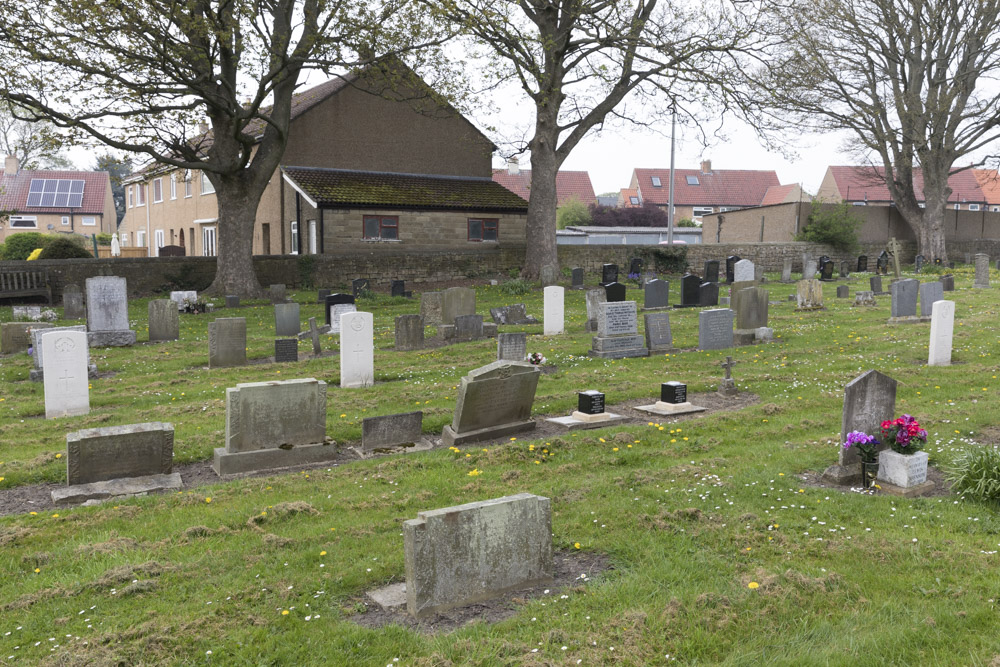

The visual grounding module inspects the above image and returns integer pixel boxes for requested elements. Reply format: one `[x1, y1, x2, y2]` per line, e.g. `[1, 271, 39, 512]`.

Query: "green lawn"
[1, 264, 999, 665]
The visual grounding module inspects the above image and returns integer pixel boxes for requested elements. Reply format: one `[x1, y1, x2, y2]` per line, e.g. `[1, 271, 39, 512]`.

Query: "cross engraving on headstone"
[59, 370, 76, 392]
[887, 237, 902, 279]
[297, 316, 331, 355]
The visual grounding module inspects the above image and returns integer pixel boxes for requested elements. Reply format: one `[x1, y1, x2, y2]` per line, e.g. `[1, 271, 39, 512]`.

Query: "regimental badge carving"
[497, 365, 512, 379]
[55, 336, 75, 352]
[350, 316, 364, 332]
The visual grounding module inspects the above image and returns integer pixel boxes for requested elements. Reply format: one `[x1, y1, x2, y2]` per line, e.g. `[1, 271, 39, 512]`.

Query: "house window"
[853, 201, 867, 206]
[61, 216, 69, 226]
[152, 178, 163, 203]
[692, 206, 714, 218]
[363, 215, 398, 240]
[136, 183, 146, 205]
[468, 218, 498, 242]
[9, 216, 37, 228]
[629, 196, 639, 205]
[651, 176, 662, 187]
[81, 217, 96, 226]
[154, 229, 165, 254]
[290, 221, 299, 254]
[918, 202, 925, 208]
[718, 207, 737, 212]
[953, 203, 961, 210]
[184, 170, 192, 197]
[202, 226, 216, 256]
[127, 186, 133, 208]
[969, 203, 981, 211]
[119, 232, 128, 247]
[170, 174, 177, 199]
[686, 175, 700, 185]
[137, 230, 146, 247]
[200, 172, 215, 195]
[993, 206, 1000, 212]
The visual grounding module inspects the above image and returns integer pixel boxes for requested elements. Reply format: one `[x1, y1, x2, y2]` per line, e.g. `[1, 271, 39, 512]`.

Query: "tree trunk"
[919, 173, 950, 263]
[206, 179, 265, 298]
[522, 126, 560, 284]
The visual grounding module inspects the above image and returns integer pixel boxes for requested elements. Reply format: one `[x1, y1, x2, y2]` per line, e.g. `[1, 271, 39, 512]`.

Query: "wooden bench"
[0, 268, 52, 304]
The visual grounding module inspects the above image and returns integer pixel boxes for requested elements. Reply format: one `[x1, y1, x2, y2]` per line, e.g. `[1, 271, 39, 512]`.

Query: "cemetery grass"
[1, 266, 999, 664]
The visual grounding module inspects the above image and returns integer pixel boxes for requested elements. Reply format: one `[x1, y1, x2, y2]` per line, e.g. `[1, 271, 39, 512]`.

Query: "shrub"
[499, 278, 533, 296]
[556, 198, 592, 229]
[638, 246, 687, 274]
[796, 202, 863, 253]
[675, 217, 699, 228]
[946, 447, 1000, 502]
[297, 255, 316, 288]
[95, 233, 114, 246]
[37, 237, 94, 259]
[1, 232, 51, 260]
[589, 202, 670, 227]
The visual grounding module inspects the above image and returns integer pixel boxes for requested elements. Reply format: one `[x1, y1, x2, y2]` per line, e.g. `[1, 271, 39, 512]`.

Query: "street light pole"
[667, 105, 676, 245]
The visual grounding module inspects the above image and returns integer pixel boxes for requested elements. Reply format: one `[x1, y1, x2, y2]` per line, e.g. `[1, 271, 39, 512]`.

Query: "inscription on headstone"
[274, 338, 298, 363]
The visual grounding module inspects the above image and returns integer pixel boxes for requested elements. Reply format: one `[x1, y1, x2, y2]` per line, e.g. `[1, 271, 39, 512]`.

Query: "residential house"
[0, 156, 116, 242]
[120, 66, 527, 257]
[973, 169, 1000, 213]
[617, 188, 641, 208]
[816, 165, 986, 210]
[492, 158, 597, 208]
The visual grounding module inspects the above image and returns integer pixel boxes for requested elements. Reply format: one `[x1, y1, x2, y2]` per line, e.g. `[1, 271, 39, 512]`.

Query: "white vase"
[877, 449, 929, 488]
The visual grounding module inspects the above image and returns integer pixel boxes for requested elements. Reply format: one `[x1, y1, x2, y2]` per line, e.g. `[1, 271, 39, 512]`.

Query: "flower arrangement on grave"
[527, 352, 546, 366]
[880, 414, 927, 455]
[627, 272, 641, 285]
[842, 430, 880, 463]
[183, 297, 208, 314]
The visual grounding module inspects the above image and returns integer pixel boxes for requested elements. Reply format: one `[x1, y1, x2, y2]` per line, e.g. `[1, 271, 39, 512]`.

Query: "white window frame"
[202, 226, 217, 256]
[81, 216, 96, 226]
[136, 183, 146, 206]
[127, 186, 133, 208]
[290, 221, 299, 254]
[119, 232, 128, 247]
[686, 175, 700, 185]
[154, 229, 165, 254]
[137, 230, 146, 247]
[8, 216, 37, 229]
[692, 206, 714, 218]
[170, 174, 177, 199]
[954, 203, 961, 210]
[969, 203, 981, 211]
[853, 201, 867, 206]
[629, 196, 639, 205]
[61, 215, 70, 226]
[651, 176, 662, 187]
[184, 171, 192, 197]
[308, 219, 317, 254]
[200, 171, 215, 195]
[152, 178, 163, 203]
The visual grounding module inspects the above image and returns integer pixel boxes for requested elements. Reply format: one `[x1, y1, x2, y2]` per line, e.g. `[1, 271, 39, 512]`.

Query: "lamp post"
[666, 105, 676, 245]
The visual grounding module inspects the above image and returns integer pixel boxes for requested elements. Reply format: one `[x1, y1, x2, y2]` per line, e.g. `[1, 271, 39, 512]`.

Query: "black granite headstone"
[604, 282, 626, 302]
[679, 274, 701, 307]
[571, 267, 584, 288]
[699, 282, 719, 307]
[819, 260, 835, 281]
[876, 251, 889, 274]
[628, 258, 643, 277]
[601, 264, 619, 285]
[703, 260, 720, 284]
[317, 288, 331, 303]
[725, 256, 740, 283]
[857, 255, 868, 272]
[661, 381, 687, 404]
[577, 390, 605, 415]
[391, 280, 406, 297]
[324, 293, 356, 325]
[274, 338, 298, 363]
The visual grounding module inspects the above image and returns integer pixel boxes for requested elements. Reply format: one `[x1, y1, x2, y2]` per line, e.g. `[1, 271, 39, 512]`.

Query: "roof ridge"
[283, 165, 494, 183]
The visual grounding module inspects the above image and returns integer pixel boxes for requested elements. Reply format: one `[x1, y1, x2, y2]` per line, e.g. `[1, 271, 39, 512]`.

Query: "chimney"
[700, 159, 712, 175]
[4, 155, 18, 175]
[507, 157, 520, 176]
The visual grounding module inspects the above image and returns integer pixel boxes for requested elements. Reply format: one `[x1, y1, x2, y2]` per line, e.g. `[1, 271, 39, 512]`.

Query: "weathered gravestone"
[213, 378, 330, 475]
[543, 286, 564, 335]
[361, 411, 423, 454]
[441, 360, 540, 445]
[837, 285, 849, 298]
[340, 311, 374, 388]
[601, 263, 619, 285]
[402, 493, 552, 618]
[297, 317, 331, 356]
[636, 381, 707, 417]
[446, 314, 484, 342]
[840, 260, 850, 278]
[796, 279, 824, 310]
[940, 274, 955, 291]
[870, 275, 884, 295]
[718, 355, 738, 396]
[395, 314, 424, 351]
[225, 295, 240, 309]
[148, 299, 179, 342]
[755, 264, 766, 283]
[928, 300, 955, 366]
[274, 302, 300, 337]
[734, 287, 769, 344]
[30, 325, 96, 381]
[802, 256, 817, 280]
[603, 281, 626, 302]
[441, 287, 476, 325]
[857, 255, 868, 272]
[704, 260, 720, 283]
[780, 257, 793, 283]
[1, 322, 52, 354]
[420, 292, 442, 326]
[274, 338, 298, 363]
[888, 278, 919, 322]
[584, 289, 606, 332]
[325, 294, 356, 333]
[824, 370, 897, 485]
[12, 305, 43, 321]
[698, 308, 734, 351]
[918, 281, 944, 318]
[678, 273, 701, 307]
[497, 332, 527, 361]
[700, 282, 720, 307]
[317, 288, 331, 304]
[915, 254, 925, 273]
[208, 317, 247, 368]
[571, 267, 585, 289]
[85, 276, 136, 347]
[643, 279, 669, 310]
[352, 278, 371, 298]
[643, 312, 674, 353]
[490, 304, 537, 325]
[52, 422, 180, 505]
[876, 251, 889, 275]
[852, 291, 877, 307]
[733, 259, 755, 283]
[63, 285, 85, 319]
[169, 290, 198, 311]
[42, 329, 90, 419]
[725, 256, 740, 283]
[974, 253, 990, 288]
[269, 284, 287, 304]
[589, 301, 648, 359]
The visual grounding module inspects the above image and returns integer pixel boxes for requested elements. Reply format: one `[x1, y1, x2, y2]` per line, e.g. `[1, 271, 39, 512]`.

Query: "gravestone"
[965, 252, 972, 264]
[603, 281, 626, 302]
[915, 254, 925, 273]
[225, 295, 240, 308]
[361, 411, 423, 453]
[819, 260, 835, 281]
[818, 255, 831, 268]
[636, 381, 707, 417]
[148, 299, 179, 342]
[601, 263, 619, 285]
[643, 279, 669, 310]
[796, 279, 824, 310]
[269, 284, 286, 304]
[13, 305, 43, 321]
[824, 370, 897, 484]
[928, 300, 955, 366]
[274, 303, 300, 336]
[451, 314, 485, 341]
[1, 322, 52, 354]
[497, 332, 527, 361]
[340, 311, 374, 388]
[420, 292, 442, 326]
[297, 317, 331, 356]
[718, 355, 738, 396]
[857, 255, 868, 272]
[169, 290, 198, 311]
[490, 304, 537, 325]
[852, 291, 877, 307]
[725, 255, 740, 283]
[30, 325, 95, 381]
[441, 287, 476, 324]
[317, 288, 331, 304]
[699, 282, 720, 307]
[734, 287, 769, 342]
[403, 493, 552, 618]
[441, 360, 541, 445]
[543, 286, 564, 335]
[780, 257, 793, 283]
[352, 278, 371, 298]
[576, 390, 605, 416]
[704, 260, 720, 283]
[643, 312, 674, 353]
[802, 257, 817, 280]
[391, 280, 406, 298]
[870, 275, 884, 295]
[590, 301, 648, 358]
[840, 260, 850, 278]
[698, 308, 734, 350]
[208, 317, 247, 368]
[571, 267, 584, 289]
[274, 338, 298, 363]
[629, 257, 643, 277]
[678, 273, 701, 307]
[876, 251, 889, 275]
[325, 294, 357, 333]
[974, 253, 990, 288]
[585, 289, 607, 332]
[940, 274, 954, 291]
[395, 314, 424, 351]
[42, 329, 90, 419]
[212, 378, 330, 475]
[837, 285, 849, 298]
[85, 276, 136, 347]
[548, 388, 626, 430]
[754, 265, 765, 283]
[888, 278, 919, 321]
[918, 281, 944, 318]
[733, 259, 755, 283]
[63, 285, 85, 320]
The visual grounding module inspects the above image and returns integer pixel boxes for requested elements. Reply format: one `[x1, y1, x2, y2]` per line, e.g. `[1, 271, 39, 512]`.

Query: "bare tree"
[0, 102, 73, 170]
[426, 0, 772, 281]
[0, 0, 445, 295]
[764, 0, 1000, 262]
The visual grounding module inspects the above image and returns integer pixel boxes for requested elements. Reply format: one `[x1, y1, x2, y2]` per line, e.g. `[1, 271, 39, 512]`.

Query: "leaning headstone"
[441, 360, 541, 445]
[1, 322, 52, 354]
[678, 273, 701, 307]
[212, 378, 330, 475]
[352, 278, 371, 298]
[148, 300, 179, 342]
[30, 325, 95, 381]
[590, 301, 648, 359]
[796, 279, 824, 310]
[63, 285, 85, 320]
[571, 267, 584, 289]
[441, 287, 476, 324]
[497, 332, 527, 361]
[837, 285, 849, 298]
[698, 308, 734, 350]
[918, 281, 944, 318]
[888, 278, 919, 322]
[274, 338, 298, 363]
[269, 284, 287, 304]
[824, 370, 897, 485]
[699, 282, 719, 307]
[402, 493, 552, 618]
[780, 257, 793, 283]
[325, 294, 357, 333]
[802, 257, 817, 280]
[704, 260, 720, 284]
[361, 412, 423, 454]
[543, 286, 565, 335]
[420, 292, 442, 326]
[857, 255, 868, 272]
[169, 290, 198, 311]
[940, 274, 955, 291]
[636, 381, 707, 417]
[733, 259, 755, 283]
[643, 279, 669, 310]
[208, 317, 247, 368]
[42, 329, 90, 419]
[274, 302, 300, 336]
[643, 312, 674, 353]
[974, 253, 990, 288]
[928, 300, 955, 367]
[225, 295, 240, 309]
[603, 281, 626, 302]
[340, 312, 374, 388]
[585, 289, 606, 332]
[852, 291, 877, 307]
[870, 275, 884, 295]
[601, 263, 619, 285]
[395, 314, 424, 351]
[85, 276, 136, 347]
[725, 255, 740, 283]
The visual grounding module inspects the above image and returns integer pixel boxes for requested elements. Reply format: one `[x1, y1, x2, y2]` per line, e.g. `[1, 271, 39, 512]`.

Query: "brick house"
[119, 67, 526, 256]
[973, 169, 1000, 212]
[816, 165, 986, 210]
[0, 156, 116, 242]
[492, 158, 597, 207]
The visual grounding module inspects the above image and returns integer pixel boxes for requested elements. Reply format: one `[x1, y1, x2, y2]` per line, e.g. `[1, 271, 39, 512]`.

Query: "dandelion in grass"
[748, 582, 759, 589]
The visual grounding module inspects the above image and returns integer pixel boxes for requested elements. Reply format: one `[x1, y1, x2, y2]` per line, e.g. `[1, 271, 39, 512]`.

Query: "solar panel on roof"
[26, 179, 86, 208]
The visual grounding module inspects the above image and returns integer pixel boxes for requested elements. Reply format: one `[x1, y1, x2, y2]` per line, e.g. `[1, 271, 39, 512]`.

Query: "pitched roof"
[283, 166, 528, 212]
[634, 167, 780, 207]
[974, 169, 1000, 205]
[491, 169, 597, 207]
[619, 188, 641, 208]
[760, 184, 802, 206]
[827, 165, 985, 204]
[0, 168, 109, 215]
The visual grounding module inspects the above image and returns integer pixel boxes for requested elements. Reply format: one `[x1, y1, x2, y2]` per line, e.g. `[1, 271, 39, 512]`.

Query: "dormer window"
[686, 175, 700, 185]
[629, 196, 639, 205]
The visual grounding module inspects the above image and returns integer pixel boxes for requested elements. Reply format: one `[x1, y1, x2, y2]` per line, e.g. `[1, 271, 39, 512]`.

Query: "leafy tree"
[556, 197, 591, 229]
[0, 101, 73, 170]
[0, 0, 446, 296]
[92, 154, 133, 225]
[589, 202, 670, 227]
[762, 0, 1000, 262]
[796, 201, 863, 253]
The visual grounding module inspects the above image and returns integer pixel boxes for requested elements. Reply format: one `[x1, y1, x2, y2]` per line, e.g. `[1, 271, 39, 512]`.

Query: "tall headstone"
[802, 256, 817, 279]
[928, 300, 955, 366]
[819, 260, 835, 281]
[839, 260, 850, 278]
[441, 287, 476, 324]
[825, 370, 897, 483]
[876, 251, 889, 275]
[643, 279, 669, 310]
[734, 286, 769, 330]
[85, 276, 136, 347]
[780, 257, 793, 283]
[63, 285, 85, 320]
[590, 301, 648, 358]
[42, 329, 90, 419]
[914, 254, 925, 273]
[940, 274, 955, 291]
[889, 278, 919, 320]
[1, 322, 52, 354]
[274, 302, 300, 337]
[703, 260, 720, 283]
[870, 275, 884, 295]
[325, 294, 356, 333]
[604, 281, 626, 302]
[643, 312, 674, 353]
[796, 279, 824, 310]
[442, 361, 541, 445]
[733, 259, 755, 283]
[699, 282, 719, 307]
[601, 263, 619, 285]
[497, 332, 527, 361]
[269, 284, 286, 304]
[698, 309, 734, 350]
[148, 299, 180, 342]
[628, 257, 643, 277]
[974, 253, 990, 288]
[395, 314, 424, 351]
[678, 274, 701, 307]
[918, 281, 944, 318]
[208, 317, 247, 368]
[571, 267, 584, 289]
[30, 325, 94, 381]
[420, 292, 442, 326]
[725, 256, 740, 283]
[340, 311, 374, 388]
[543, 286, 565, 335]
[857, 255, 868, 272]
